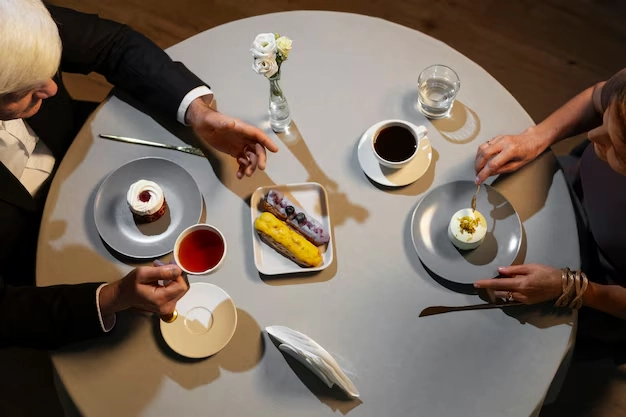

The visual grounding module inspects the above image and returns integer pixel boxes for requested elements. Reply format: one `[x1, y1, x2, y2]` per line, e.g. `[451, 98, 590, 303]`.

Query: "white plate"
[250, 183, 334, 275]
[160, 282, 237, 358]
[357, 119, 433, 187]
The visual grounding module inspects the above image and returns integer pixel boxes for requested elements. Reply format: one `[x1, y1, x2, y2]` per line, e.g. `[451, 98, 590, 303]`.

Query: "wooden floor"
[3, 0, 626, 416]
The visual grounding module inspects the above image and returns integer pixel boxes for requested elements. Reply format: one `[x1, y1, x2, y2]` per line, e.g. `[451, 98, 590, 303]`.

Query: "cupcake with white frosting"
[127, 179, 167, 223]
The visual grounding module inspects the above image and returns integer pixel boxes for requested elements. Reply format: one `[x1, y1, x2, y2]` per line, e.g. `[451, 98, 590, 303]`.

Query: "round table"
[39, 11, 579, 417]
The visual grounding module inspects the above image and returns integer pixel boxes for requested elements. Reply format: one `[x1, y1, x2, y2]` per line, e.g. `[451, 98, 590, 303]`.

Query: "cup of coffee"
[371, 121, 427, 169]
[174, 224, 227, 275]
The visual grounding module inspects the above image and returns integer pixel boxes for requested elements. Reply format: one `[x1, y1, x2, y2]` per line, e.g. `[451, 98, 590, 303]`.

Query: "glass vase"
[268, 72, 292, 132]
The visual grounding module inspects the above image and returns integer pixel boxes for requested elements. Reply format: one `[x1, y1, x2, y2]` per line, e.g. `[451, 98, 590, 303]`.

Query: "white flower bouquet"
[251, 33, 292, 79]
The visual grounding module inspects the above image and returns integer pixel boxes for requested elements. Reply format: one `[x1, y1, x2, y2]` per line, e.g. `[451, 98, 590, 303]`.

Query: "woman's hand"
[474, 128, 550, 184]
[474, 264, 562, 304]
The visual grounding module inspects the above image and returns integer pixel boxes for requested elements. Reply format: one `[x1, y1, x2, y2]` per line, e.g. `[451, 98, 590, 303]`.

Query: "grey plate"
[94, 157, 203, 259]
[410, 180, 522, 284]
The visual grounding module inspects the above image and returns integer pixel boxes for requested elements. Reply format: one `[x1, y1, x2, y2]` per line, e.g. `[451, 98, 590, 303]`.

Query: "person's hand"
[474, 128, 549, 184]
[473, 264, 562, 304]
[186, 97, 279, 179]
[99, 263, 189, 316]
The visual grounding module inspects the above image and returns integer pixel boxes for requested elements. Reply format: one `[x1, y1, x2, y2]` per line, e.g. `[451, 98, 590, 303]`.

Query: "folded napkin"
[265, 325, 359, 398]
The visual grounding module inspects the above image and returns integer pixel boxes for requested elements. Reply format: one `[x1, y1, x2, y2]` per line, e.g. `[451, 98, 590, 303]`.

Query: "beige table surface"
[38, 11, 579, 417]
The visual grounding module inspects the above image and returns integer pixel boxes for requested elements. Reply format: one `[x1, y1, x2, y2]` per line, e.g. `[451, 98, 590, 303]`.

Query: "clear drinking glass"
[417, 65, 460, 119]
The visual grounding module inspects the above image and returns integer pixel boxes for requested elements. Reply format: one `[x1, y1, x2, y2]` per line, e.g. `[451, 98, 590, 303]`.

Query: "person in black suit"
[0, 0, 278, 349]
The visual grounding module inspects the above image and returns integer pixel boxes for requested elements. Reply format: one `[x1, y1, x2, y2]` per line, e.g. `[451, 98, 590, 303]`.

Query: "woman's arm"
[526, 81, 605, 148]
[583, 282, 626, 320]
[475, 81, 606, 183]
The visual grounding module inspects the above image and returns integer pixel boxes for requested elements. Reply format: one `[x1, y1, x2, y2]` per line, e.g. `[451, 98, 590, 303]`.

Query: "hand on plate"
[474, 129, 549, 184]
[100, 263, 189, 316]
[186, 96, 279, 179]
[474, 264, 562, 304]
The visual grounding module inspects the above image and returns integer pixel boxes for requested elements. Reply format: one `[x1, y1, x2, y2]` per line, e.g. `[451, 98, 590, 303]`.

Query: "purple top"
[577, 69, 626, 283]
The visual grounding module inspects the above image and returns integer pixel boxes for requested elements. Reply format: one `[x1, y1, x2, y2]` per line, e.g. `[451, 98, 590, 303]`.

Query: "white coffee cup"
[371, 120, 427, 169]
[173, 223, 227, 275]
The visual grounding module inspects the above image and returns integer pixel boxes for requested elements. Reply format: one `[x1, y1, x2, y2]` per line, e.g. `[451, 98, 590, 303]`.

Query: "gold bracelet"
[569, 271, 589, 310]
[555, 267, 575, 308]
[555, 268, 569, 307]
[555, 268, 589, 310]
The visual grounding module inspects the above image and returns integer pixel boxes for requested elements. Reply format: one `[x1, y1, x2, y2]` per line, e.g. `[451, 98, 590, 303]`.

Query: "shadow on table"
[54, 307, 265, 415]
[491, 151, 558, 223]
[266, 337, 363, 415]
[275, 122, 370, 228]
[151, 308, 265, 386]
[37, 111, 99, 254]
[402, 91, 481, 145]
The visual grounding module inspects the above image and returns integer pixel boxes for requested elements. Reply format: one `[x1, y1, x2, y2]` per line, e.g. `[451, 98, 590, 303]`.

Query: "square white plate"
[250, 182, 334, 275]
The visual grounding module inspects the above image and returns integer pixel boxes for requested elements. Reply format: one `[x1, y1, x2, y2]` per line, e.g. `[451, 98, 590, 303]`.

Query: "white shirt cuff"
[96, 284, 116, 332]
[177, 86, 213, 125]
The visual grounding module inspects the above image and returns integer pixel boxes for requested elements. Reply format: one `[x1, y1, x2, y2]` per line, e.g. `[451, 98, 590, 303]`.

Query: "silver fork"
[99, 134, 205, 157]
[471, 183, 480, 212]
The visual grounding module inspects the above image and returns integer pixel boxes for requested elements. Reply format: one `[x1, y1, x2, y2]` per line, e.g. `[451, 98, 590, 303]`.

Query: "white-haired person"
[473, 68, 626, 344]
[0, 0, 277, 349]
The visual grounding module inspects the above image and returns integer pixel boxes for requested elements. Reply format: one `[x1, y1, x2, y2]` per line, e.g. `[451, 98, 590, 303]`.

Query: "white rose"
[252, 57, 279, 78]
[251, 33, 277, 58]
[276, 36, 292, 59]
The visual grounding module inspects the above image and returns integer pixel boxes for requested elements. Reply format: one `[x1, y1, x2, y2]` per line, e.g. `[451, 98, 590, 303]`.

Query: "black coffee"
[373, 125, 417, 162]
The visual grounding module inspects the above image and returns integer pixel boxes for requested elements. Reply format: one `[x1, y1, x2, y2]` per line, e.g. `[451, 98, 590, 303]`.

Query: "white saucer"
[357, 120, 433, 187]
[160, 282, 237, 358]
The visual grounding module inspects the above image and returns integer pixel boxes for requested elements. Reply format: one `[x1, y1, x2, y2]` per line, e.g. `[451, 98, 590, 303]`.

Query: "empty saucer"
[160, 282, 237, 358]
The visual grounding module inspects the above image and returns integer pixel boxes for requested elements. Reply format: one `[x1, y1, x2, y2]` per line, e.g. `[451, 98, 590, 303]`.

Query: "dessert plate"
[161, 282, 237, 358]
[94, 157, 203, 259]
[357, 119, 432, 187]
[410, 180, 522, 284]
[250, 183, 333, 275]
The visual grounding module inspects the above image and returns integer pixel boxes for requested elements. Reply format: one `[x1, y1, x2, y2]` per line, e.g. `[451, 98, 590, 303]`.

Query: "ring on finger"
[506, 291, 514, 302]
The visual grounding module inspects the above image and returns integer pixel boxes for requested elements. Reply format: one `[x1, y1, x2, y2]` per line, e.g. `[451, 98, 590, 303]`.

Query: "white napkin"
[265, 325, 359, 398]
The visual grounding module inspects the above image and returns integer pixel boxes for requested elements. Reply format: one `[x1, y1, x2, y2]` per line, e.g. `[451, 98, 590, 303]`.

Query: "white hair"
[0, 0, 62, 95]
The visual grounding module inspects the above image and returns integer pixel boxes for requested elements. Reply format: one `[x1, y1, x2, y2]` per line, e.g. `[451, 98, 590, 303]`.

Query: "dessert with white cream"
[127, 179, 167, 223]
[448, 208, 487, 250]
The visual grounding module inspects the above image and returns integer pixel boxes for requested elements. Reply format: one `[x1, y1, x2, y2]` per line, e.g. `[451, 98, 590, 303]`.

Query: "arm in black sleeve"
[48, 5, 208, 121]
[0, 278, 106, 349]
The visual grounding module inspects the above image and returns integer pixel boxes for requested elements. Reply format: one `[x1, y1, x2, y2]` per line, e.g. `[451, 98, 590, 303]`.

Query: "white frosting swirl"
[126, 180, 165, 216]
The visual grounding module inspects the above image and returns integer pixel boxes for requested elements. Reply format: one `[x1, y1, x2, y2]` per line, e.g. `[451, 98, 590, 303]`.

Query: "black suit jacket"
[0, 5, 205, 349]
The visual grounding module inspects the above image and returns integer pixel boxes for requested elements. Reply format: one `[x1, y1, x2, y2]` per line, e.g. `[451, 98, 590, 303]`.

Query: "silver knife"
[419, 302, 523, 317]
[99, 134, 205, 157]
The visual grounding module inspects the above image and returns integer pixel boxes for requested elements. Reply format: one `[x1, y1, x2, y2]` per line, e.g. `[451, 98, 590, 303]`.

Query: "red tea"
[178, 229, 225, 273]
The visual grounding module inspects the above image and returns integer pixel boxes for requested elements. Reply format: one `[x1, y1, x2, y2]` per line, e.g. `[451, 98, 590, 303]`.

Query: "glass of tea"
[371, 121, 427, 169]
[174, 224, 227, 275]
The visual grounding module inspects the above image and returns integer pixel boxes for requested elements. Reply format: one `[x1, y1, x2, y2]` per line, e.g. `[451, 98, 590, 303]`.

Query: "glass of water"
[417, 65, 460, 119]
